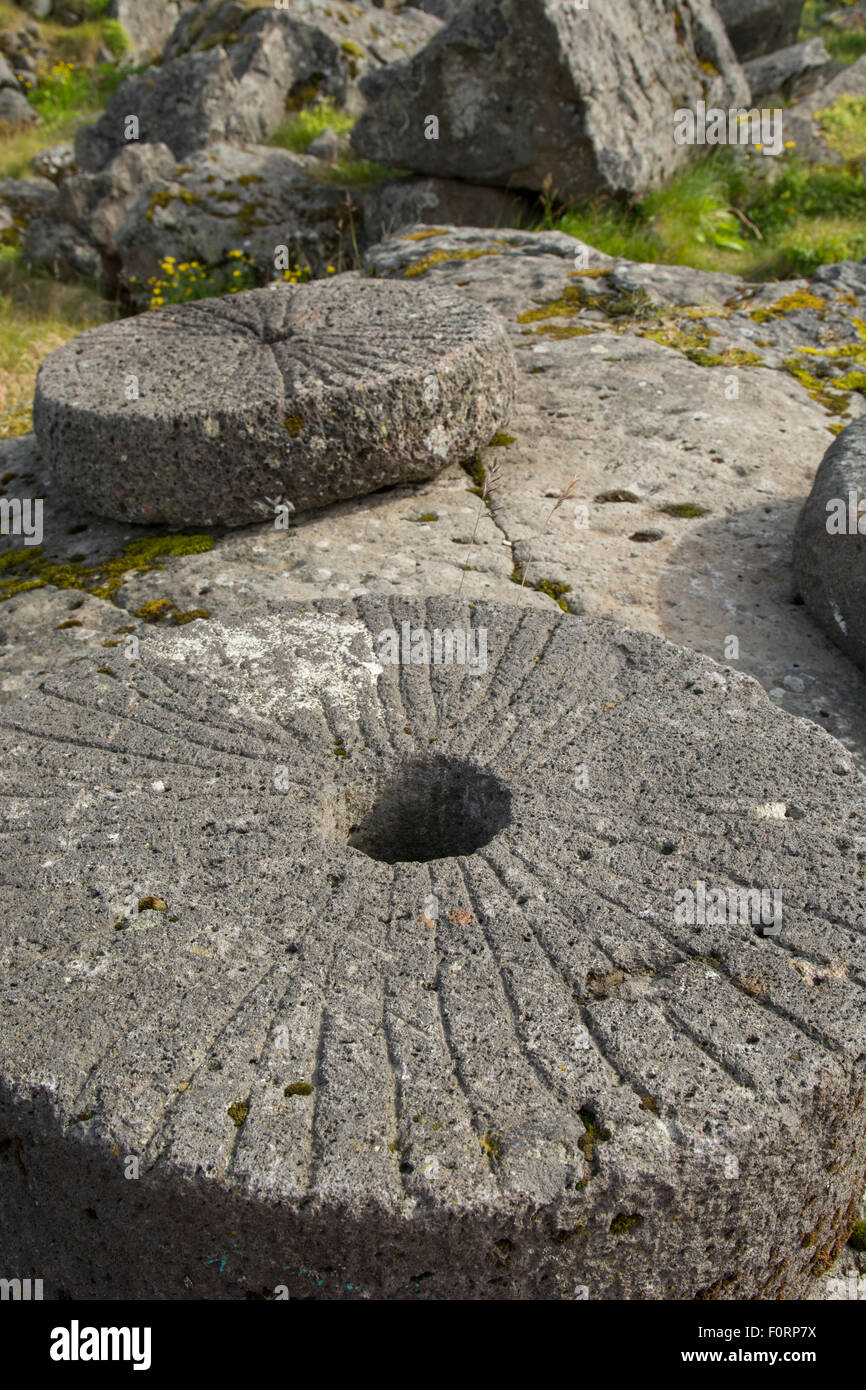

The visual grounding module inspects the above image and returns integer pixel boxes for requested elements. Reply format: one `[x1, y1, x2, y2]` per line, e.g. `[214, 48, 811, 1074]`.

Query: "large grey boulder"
[33, 277, 517, 527]
[714, 0, 805, 59]
[744, 37, 835, 102]
[112, 142, 355, 300]
[0, 596, 863, 1299]
[25, 142, 177, 290]
[109, 0, 197, 62]
[351, 0, 749, 201]
[76, 0, 441, 173]
[794, 417, 866, 674]
[0, 83, 37, 125]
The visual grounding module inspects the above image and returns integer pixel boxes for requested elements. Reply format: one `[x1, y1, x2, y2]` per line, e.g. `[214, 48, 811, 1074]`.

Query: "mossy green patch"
[284, 1082, 313, 1097]
[510, 565, 573, 611]
[461, 451, 486, 497]
[659, 502, 710, 518]
[402, 228, 448, 241]
[227, 1100, 249, 1127]
[0, 533, 215, 604]
[749, 289, 827, 322]
[595, 489, 639, 504]
[413, 512, 439, 523]
[283, 413, 304, 436]
[488, 433, 516, 446]
[481, 1129, 502, 1165]
[848, 1220, 866, 1252]
[610, 1212, 643, 1235]
[403, 248, 501, 278]
[578, 1107, 611, 1163]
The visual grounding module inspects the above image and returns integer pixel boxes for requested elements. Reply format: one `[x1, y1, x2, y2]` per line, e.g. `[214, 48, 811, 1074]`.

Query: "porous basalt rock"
[794, 416, 866, 673]
[0, 596, 863, 1299]
[33, 277, 517, 526]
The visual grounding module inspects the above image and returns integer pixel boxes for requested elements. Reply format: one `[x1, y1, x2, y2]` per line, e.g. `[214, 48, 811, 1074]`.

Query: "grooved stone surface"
[1, 597, 864, 1300]
[795, 417, 866, 675]
[32, 278, 517, 527]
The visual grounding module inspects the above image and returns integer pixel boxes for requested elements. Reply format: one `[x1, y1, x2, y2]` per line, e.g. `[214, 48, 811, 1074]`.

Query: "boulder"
[351, 0, 749, 201]
[25, 142, 177, 289]
[0, 596, 863, 1299]
[794, 417, 866, 673]
[782, 55, 866, 164]
[33, 276, 517, 526]
[358, 175, 531, 243]
[713, 0, 805, 59]
[31, 141, 77, 184]
[743, 37, 836, 103]
[0, 176, 58, 224]
[76, 3, 440, 174]
[109, 0, 197, 63]
[0, 83, 37, 125]
[112, 142, 356, 299]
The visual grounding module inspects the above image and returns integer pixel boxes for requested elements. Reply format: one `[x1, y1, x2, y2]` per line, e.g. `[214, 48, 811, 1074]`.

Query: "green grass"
[815, 94, 866, 162]
[799, 0, 866, 61]
[0, 246, 114, 440]
[267, 101, 356, 154]
[551, 150, 866, 281]
[267, 101, 402, 186]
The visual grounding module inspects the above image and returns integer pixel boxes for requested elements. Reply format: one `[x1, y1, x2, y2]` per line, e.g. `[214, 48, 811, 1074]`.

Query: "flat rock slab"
[33, 277, 517, 527]
[794, 417, 866, 673]
[0, 596, 864, 1300]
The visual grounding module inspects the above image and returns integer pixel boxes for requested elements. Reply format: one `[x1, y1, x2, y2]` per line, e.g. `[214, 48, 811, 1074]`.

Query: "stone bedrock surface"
[0, 596, 863, 1300]
[794, 417, 866, 675]
[32, 277, 517, 527]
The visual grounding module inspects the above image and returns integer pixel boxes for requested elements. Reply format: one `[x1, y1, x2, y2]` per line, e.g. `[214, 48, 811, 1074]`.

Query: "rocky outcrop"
[24, 143, 177, 288]
[109, 0, 197, 62]
[794, 416, 866, 673]
[713, 0, 805, 60]
[351, 0, 748, 201]
[75, 0, 441, 173]
[112, 142, 356, 298]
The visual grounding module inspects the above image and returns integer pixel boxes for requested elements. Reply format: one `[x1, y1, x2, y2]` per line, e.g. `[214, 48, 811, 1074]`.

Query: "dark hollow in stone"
[0, 596, 863, 1300]
[339, 756, 512, 864]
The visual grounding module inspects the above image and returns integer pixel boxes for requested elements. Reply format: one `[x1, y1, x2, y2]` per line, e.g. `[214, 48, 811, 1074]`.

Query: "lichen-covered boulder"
[0, 597, 863, 1299]
[794, 416, 866, 673]
[351, 0, 749, 201]
[33, 277, 517, 526]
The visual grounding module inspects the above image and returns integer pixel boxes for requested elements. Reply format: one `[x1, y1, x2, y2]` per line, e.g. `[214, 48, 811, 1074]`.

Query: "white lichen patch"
[156, 611, 383, 719]
[754, 802, 787, 819]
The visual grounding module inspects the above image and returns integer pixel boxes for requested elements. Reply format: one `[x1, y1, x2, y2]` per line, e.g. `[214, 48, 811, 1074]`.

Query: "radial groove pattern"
[0, 596, 864, 1300]
[32, 279, 517, 527]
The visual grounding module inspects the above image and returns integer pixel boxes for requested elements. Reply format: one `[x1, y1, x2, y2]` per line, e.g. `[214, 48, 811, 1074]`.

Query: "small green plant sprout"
[519, 471, 580, 597]
[459, 455, 503, 594]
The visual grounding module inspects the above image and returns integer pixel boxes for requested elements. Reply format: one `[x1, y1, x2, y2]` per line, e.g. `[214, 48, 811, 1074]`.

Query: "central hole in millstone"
[340, 756, 512, 865]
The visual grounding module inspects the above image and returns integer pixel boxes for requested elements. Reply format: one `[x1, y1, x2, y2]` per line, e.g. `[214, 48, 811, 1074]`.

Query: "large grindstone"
[32, 278, 516, 527]
[1, 597, 864, 1300]
[794, 417, 866, 675]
